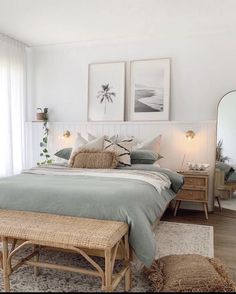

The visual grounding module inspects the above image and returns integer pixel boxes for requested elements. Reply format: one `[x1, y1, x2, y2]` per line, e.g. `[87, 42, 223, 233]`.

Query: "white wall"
[26, 31, 236, 122]
[27, 30, 235, 212]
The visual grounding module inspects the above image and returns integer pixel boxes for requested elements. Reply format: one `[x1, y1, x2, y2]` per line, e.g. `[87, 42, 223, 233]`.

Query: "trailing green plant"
[216, 139, 230, 163]
[37, 108, 53, 166]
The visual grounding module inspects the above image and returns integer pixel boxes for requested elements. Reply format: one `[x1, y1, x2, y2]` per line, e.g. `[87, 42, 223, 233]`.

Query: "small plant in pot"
[36, 108, 48, 121]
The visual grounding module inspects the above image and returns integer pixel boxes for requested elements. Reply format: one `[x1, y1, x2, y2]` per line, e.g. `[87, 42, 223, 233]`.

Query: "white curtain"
[0, 34, 26, 177]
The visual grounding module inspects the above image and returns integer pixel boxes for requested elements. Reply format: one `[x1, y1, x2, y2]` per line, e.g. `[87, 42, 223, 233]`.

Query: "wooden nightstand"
[174, 170, 209, 219]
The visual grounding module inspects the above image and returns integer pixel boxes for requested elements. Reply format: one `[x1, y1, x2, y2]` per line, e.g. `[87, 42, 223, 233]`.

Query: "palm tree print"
[97, 83, 116, 114]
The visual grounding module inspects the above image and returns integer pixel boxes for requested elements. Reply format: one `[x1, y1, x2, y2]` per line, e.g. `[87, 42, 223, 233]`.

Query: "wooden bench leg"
[2, 237, 10, 292]
[124, 233, 131, 292]
[104, 249, 112, 292]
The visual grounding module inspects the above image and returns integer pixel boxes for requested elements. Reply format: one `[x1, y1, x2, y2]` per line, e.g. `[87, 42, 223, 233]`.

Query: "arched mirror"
[215, 91, 236, 211]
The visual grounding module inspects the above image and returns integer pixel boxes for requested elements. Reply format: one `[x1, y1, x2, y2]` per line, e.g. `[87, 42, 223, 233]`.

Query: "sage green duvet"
[0, 164, 183, 267]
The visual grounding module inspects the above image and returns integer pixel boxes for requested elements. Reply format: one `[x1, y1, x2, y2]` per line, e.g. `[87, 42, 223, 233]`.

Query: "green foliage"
[216, 140, 230, 162]
[37, 119, 53, 166]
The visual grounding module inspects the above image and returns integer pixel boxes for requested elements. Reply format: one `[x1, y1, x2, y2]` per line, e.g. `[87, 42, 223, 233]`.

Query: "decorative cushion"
[88, 133, 118, 143]
[146, 254, 236, 292]
[131, 150, 163, 164]
[54, 148, 72, 160]
[70, 149, 118, 169]
[135, 135, 162, 153]
[104, 138, 134, 167]
[69, 135, 105, 164]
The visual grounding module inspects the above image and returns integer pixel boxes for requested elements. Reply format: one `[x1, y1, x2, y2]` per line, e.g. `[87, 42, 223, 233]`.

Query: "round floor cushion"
[147, 254, 236, 292]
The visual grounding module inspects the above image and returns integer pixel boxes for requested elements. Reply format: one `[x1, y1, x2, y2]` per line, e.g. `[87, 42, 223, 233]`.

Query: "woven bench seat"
[0, 209, 131, 292]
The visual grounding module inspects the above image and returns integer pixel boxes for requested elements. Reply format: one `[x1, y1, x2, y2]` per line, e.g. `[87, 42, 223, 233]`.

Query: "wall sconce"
[63, 130, 71, 138]
[185, 130, 195, 140]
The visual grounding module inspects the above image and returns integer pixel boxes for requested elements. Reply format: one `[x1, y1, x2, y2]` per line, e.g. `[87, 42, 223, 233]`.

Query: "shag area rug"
[0, 221, 214, 292]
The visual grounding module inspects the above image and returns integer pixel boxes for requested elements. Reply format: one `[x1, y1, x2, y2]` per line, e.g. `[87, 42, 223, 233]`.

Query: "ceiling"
[0, 0, 236, 46]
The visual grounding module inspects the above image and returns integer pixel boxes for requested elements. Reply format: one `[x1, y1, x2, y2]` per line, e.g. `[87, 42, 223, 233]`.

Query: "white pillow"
[69, 134, 104, 164]
[88, 133, 96, 141]
[88, 133, 118, 143]
[69, 133, 88, 161]
[104, 138, 134, 167]
[135, 135, 162, 153]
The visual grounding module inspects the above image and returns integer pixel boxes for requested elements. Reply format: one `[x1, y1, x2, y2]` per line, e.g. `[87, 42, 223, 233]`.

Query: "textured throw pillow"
[104, 138, 134, 167]
[146, 254, 236, 292]
[69, 135, 105, 164]
[131, 150, 163, 164]
[70, 149, 118, 169]
[135, 135, 162, 153]
[54, 148, 72, 160]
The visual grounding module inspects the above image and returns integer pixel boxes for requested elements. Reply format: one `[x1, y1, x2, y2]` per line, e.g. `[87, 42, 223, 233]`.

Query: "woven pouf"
[146, 254, 236, 292]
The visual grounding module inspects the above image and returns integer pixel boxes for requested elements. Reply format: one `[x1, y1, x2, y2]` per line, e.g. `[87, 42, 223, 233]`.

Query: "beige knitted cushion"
[70, 149, 118, 169]
[146, 254, 236, 292]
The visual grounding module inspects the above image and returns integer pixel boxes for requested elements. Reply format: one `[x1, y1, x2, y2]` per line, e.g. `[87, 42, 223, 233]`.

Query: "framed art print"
[88, 62, 125, 121]
[130, 58, 170, 121]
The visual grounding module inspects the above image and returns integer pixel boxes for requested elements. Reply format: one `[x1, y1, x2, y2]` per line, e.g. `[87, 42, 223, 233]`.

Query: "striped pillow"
[104, 138, 134, 167]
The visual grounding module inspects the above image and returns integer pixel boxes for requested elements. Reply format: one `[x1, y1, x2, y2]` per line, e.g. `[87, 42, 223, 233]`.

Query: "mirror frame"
[214, 90, 236, 212]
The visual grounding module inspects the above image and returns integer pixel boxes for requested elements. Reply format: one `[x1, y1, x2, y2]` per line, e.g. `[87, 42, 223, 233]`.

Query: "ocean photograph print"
[130, 58, 170, 121]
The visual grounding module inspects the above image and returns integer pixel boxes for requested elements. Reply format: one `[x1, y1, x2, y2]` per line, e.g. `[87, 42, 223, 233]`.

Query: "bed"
[0, 163, 183, 267]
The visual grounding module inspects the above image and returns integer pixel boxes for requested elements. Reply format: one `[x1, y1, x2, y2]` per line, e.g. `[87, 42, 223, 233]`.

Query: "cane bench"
[0, 209, 131, 292]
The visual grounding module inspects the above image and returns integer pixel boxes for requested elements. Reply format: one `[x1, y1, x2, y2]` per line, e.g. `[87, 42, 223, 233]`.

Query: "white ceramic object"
[187, 162, 210, 171]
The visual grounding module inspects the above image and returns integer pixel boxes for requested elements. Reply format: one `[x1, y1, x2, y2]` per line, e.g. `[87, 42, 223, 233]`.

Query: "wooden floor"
[162, 206, 236, 282]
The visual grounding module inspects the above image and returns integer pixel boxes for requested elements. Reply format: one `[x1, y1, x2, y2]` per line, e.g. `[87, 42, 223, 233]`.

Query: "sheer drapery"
[0, 34, 26, 177]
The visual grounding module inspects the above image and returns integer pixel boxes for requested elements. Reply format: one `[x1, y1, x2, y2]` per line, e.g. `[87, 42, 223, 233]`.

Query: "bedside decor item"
[147, 254, 236, 292]
[130, 58, 170, 121]
[36, 108, 48, 121]
[70, 149, 118, 169]
[174, 170, 209, 219]
[88, 62, 125, 121]
[187, 162, 210, 171]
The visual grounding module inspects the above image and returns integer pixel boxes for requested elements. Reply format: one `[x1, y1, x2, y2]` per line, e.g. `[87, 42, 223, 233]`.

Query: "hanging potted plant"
[36, 108, 53, 166]
[36, 108, 48, 121]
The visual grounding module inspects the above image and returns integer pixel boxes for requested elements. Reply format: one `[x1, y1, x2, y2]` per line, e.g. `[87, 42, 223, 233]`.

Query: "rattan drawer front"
[176, 189, 206, 201]
[184, 176, 206, 187]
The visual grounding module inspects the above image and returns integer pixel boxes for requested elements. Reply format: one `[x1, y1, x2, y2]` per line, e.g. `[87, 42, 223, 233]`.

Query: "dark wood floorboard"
[162, 207, 236, 282]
